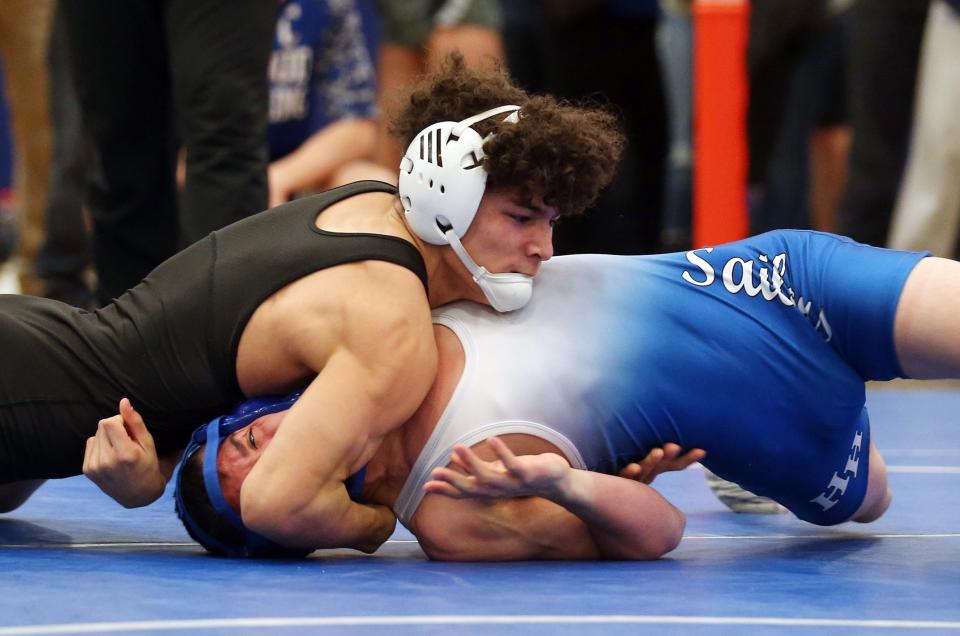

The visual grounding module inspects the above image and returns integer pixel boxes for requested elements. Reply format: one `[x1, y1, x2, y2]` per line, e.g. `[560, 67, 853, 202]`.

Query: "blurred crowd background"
[1, 0, 957, 310]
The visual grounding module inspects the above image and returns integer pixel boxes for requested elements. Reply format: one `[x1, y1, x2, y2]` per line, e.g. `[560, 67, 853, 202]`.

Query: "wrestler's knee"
[0, 480, 45, 513]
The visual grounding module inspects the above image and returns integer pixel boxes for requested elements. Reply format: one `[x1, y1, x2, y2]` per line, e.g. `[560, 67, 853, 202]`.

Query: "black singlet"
[0, 181, 426, 481]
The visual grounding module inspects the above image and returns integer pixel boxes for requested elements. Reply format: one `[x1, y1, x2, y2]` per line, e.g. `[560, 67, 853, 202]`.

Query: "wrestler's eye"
[247, 426, 257, 450]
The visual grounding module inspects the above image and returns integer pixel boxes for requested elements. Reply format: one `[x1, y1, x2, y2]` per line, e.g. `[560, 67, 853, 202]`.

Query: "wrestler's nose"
[528, 224, 554, 262]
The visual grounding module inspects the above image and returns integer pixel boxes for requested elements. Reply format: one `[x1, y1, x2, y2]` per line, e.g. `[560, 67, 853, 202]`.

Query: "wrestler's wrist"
[116, 470, 166, 508]
[351, 504, 396, 554]
[543, 465, 589, 507]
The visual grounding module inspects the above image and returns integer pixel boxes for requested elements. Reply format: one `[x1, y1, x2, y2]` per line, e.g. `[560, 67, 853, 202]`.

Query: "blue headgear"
[174, 391, 367, 558]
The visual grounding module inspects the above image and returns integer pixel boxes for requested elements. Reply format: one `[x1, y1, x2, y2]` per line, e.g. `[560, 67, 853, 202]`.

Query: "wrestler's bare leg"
[850, 441, 891, 523]
[847, 257, 960, 523]
[894, 257, 960, 378]
[0, 479, 45, 513]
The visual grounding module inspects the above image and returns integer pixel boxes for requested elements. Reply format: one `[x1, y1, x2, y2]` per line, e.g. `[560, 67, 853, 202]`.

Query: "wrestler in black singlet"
[0, 181, 426, 481]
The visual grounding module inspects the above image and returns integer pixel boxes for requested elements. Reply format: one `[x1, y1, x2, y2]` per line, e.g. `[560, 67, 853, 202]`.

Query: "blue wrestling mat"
[2, 388, 958, 635]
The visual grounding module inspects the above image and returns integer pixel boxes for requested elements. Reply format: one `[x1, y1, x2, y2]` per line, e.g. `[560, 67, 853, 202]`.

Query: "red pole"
[693, 0, 750, 247]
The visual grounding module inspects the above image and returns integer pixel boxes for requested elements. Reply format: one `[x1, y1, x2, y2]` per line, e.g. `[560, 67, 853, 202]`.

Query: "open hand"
[83, 399, 166, 508]
[424, 436, 572, 500]
[617, 443, 706, 485]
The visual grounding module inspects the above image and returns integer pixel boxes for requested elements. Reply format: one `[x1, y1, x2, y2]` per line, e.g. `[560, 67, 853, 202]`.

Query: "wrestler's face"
[462, 189, 556, 277]
[216, 411, 286, 510]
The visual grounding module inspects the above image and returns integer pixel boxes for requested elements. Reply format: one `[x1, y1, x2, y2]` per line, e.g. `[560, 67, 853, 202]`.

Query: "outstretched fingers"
[676, 447, 707, 468]
[619, 444, 707, 485]
[423, 442, 518, 499]
[424, 466, 473, 498]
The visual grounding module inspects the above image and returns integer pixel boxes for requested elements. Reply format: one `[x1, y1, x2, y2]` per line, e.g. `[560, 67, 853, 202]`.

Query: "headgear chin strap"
[174, 391, 367, 558]
[399, 105, 533, 312]
[443, 227, 532, 313]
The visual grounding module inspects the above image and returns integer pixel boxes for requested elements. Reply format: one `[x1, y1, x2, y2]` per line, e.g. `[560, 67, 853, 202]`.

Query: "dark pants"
[35, 3, 93, 307]
[503, 4, 667, 255]
[836, 0, 929, 246]
[747, 0, 849, 234]
[61, 0, 276, 303]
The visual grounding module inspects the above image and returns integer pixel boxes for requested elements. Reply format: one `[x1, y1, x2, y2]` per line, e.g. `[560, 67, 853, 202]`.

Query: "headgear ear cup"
[399, 104, 521, 245]
[399, 105, 535, 313]
[174, 391, 366, 558]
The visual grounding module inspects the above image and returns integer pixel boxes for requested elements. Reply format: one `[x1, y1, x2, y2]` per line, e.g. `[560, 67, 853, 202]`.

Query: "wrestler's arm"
[416, 438, 694, 561]
[241, 293, 437, 553]
[269, 118, 377, 206]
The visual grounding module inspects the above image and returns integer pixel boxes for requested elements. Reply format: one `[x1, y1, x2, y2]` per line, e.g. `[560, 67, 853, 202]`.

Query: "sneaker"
[0, 190, 16, 264]
[704, 468, 787, 514]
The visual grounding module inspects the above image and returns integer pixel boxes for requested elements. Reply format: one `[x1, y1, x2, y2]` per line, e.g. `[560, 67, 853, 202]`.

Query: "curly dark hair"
[389, 54, 625, 217]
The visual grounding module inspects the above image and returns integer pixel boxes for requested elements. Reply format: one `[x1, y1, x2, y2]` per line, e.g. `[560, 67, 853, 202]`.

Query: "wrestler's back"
[0, 181, 425, 480]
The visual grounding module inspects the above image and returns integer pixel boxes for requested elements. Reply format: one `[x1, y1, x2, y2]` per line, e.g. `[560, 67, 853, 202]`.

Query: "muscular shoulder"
[290, 259, 436, 393]
[345, 259, 430, 321]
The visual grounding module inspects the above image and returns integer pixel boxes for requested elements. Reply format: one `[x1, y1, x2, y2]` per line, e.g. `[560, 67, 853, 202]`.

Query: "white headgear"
[398, 105, 533, 312]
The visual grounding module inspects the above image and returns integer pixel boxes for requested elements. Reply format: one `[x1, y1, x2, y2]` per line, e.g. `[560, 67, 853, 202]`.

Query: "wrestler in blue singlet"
[397, 230, 927, 527]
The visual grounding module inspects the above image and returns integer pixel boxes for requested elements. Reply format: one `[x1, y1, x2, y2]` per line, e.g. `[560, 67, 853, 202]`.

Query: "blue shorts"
[772, 231, 929, 382]
[771, 406, 872, 525]
[670, 231, 928, 524]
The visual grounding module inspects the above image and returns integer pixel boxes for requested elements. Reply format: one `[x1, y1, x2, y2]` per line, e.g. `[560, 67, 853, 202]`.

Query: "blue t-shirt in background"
[0, 64, 13, 190]
[268, 0, 379, 161]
